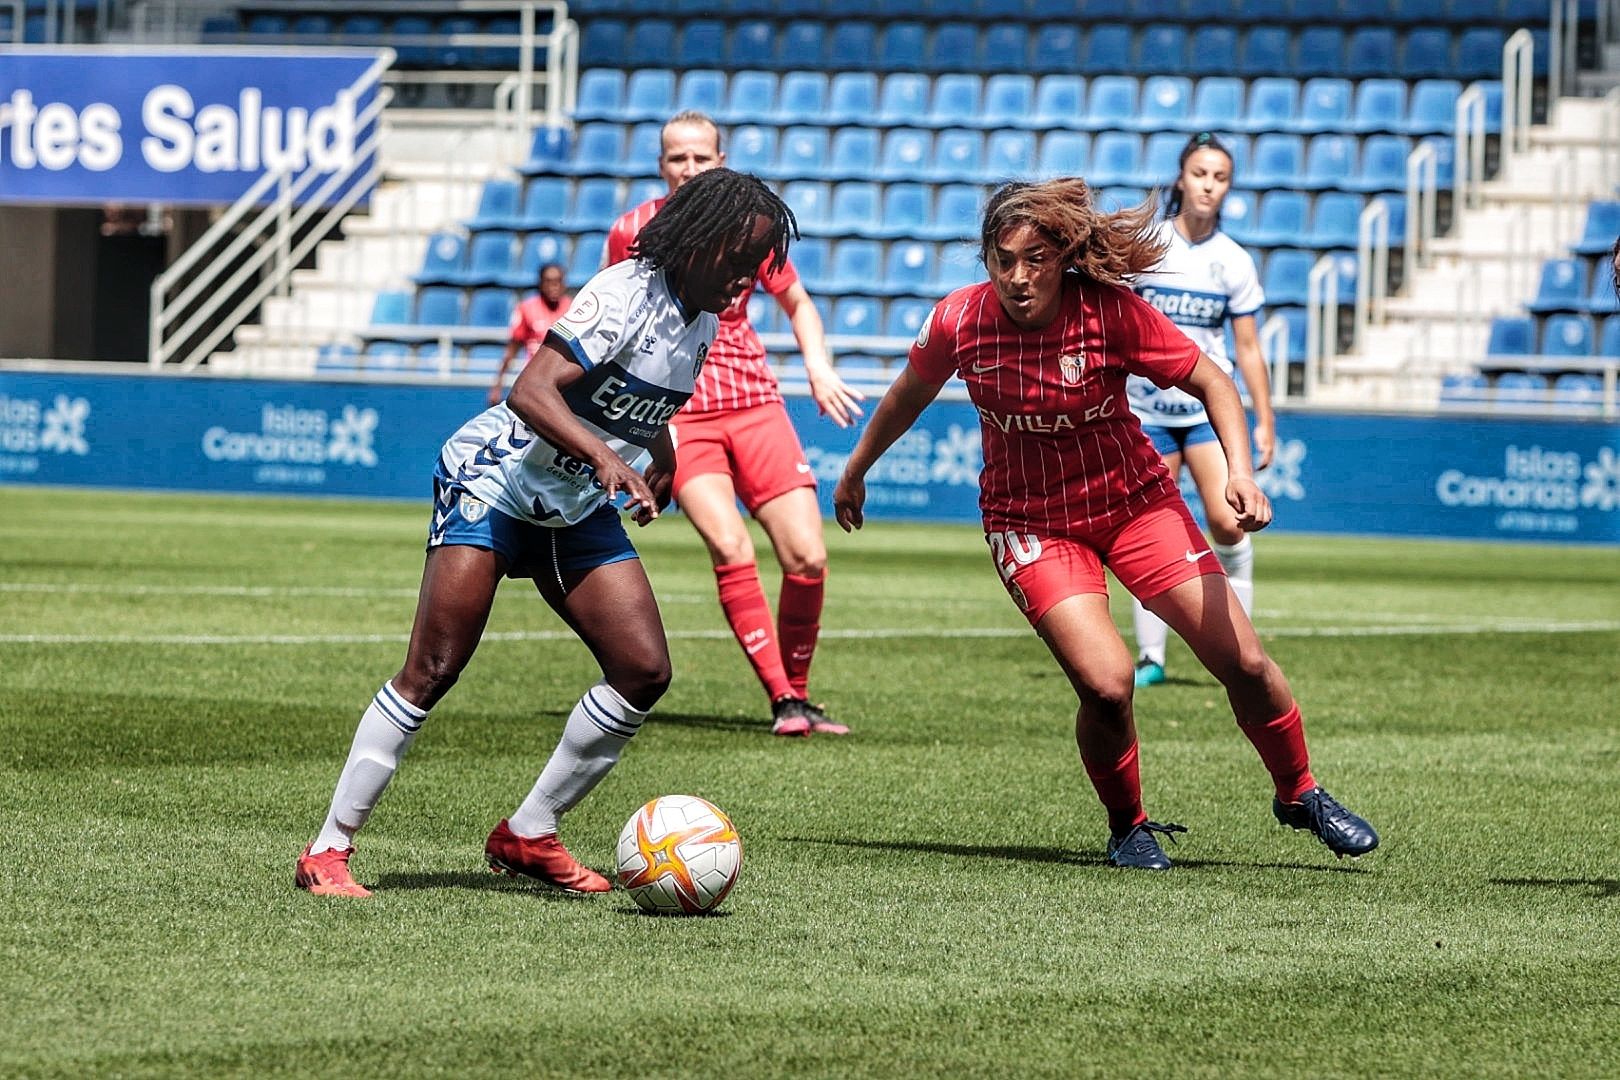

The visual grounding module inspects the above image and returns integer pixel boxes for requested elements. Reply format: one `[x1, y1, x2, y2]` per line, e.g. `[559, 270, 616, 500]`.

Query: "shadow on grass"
[786, 836, 1370, 875]
[1490, 877, 1620, 899]
[373, 869, 610, 898]
[612, 904, 735, 920]
[647, 710, 771, 735]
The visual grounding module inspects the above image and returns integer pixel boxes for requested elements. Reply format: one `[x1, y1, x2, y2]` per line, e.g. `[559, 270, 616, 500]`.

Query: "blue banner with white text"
[0, 49, 381, 205]
[1, 370, 1616, 544]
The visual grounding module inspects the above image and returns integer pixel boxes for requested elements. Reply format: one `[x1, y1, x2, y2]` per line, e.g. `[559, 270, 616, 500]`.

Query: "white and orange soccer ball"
[615, 795, 742, 915]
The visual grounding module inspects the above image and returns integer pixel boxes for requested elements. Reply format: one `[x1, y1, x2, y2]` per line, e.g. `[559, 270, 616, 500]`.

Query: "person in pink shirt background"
[487, 262, 572, 406]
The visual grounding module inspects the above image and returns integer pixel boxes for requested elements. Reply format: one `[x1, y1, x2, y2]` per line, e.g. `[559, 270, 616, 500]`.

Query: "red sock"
[777, 570, 824, 698]
[1238, 702, 1317, 802]
[715, 562, 794, 703]
[1082, 741, 1148, 835]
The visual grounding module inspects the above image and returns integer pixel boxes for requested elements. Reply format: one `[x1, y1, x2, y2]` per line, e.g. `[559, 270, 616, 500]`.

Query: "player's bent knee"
[607, 656, 672, 710]
[1078, 673, 1134, 720]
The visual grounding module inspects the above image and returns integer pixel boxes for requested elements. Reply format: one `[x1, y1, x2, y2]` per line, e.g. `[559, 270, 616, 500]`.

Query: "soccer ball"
[616, 795, 742, 914]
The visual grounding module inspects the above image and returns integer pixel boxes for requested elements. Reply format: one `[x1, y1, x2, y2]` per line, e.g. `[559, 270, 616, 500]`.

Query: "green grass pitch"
[2, 486, 1617, 1078]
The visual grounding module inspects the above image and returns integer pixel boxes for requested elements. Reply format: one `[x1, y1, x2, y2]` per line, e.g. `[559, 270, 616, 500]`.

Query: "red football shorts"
[670, 402, 815, 512]
[986, 497, 1225, 626]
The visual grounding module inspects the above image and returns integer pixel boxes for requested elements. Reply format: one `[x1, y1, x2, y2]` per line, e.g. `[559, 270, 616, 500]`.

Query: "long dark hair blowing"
[980, 178, 1167, 286]
[1163, 130, 1235, 224]
[629, 167, 797, 276]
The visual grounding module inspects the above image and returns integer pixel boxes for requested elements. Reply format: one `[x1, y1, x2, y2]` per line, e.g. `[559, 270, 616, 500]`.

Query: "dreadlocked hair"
[629, 168, 797, 276]
[980, 178, 1166, 287]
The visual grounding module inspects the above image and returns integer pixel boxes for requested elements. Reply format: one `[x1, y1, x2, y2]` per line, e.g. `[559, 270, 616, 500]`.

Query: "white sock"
[1132, 596, 1168, 667]
[311, 682, 427, 854]
[1214, 534, 1255, 615]
[508, 682, 647, 838]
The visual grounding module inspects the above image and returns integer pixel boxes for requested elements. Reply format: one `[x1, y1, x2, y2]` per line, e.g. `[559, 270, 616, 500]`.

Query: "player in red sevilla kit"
[487, 262, 571, 407]
[606, 111, 866, 737]
[833, 179, 1378, 869]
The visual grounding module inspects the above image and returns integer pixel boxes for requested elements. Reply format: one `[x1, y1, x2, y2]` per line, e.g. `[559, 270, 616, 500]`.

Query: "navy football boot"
[1273, 787, 1379, 858]
[1106, 820, 1189, 870]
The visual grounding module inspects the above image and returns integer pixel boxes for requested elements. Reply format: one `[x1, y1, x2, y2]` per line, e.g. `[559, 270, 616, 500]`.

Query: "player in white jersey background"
[1128, 132, 1277, 689]
[296, 169, 799, 898]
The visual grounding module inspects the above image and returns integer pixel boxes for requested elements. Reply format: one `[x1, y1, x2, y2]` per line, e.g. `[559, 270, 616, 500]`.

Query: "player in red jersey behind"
[606, 112, 866, 737]
[833, 178, 1378, 869]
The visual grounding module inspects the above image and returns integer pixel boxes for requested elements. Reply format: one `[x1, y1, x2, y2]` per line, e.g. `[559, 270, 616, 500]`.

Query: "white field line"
[1, 621, 1616, 647]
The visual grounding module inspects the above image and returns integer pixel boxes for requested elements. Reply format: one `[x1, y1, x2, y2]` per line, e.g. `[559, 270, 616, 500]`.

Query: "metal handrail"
[1354, 196, 1389, 343]
[1501, 29, 1534, 173]
[1453, 83, 1488, 213]
[1404, 140, 1437, 275]
[1548, 0, 1579, 107]
[1304, 253, 1339, 398]
[150, 51, 396, 369]
[1258, 312, 1290, 404]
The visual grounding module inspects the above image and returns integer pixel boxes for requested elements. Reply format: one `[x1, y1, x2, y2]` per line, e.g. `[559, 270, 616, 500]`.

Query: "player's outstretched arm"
[833, 366, 945, 532]
[508, 340, 658, 517]
[1178, 353, 1272, 531]
[487, 341, 522, 407]
[1229, 314, 1275, 469]
[780, 283, 867, 429]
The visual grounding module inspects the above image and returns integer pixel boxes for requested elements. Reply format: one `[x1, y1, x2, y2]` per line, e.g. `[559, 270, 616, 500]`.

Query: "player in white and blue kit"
[1128, 132, 1277, 688]
[297, 170, 800, 897]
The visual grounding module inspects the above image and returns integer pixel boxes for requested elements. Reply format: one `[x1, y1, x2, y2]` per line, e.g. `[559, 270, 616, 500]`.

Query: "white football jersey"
[439, 260, 717, 526]
[1127, 220, 1264, 428]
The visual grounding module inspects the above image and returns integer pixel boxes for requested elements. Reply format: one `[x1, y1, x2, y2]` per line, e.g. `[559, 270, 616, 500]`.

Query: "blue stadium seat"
[1527, 259, 1588, 314]
[981, 25, 1030, 74]
[1457, 28, 1507, 80]
[625, 176, 664, 209]
[365, 342, 415, 370]
[414, 232, 467, 286]
[1293, 77, 1353, 133]
[1440, 372, 1489, 404]
[1038, 131, 1091, 178]
[1239, 77, 1299, 133]
[1139, 132, 1184, 189]
[468, 180, 522, 231]
[1188, 78, 1244, 133]
[1080, 24, 1134, 74]
[1400, 28, 1456, 80]
[774, 126, 832, 181]
[1302, 134, 1357, 191]
[1309, 192, 1366, 249]
[1542, 314, 1594, 357]
[454, 232, 516, 287]
[626, 19, 675, 67]
[566, 232, 607, 287]
[1351, 79, 1408, 135]
[880, 128, 935, 181]
[677, 69, 726, 114]
[828, 182, 883, 237]
[827, 240, 884, 296]
[678, 20, 725, 68]
[464, 343, 506, 376]
[317, 343, 361, 372]
[876, 22, 925, 72]
[1134, 0, 1188, 16]
[433, 16, 481, 69]
[929, 74, 983, 129]
[721, 70, 778, 125]
[825, 128, 881, 182]
[622, 70, 676, 123]
[520, 127, 571, 174]
[1553, 372, 1604, 406]
[1344, 27, 1397, 79]
[1247, 133, 1305, 189]
[790, 238, 829, 293]
[573, 69, 625, 122]
[884, 241, 937, 298]
[983, 130, 1037, 182]
[1401, 79, 1463, 136]
[1084, 76, 1139, 129]
[1097, 186, 1150, 212]
[779, 21, 825, 68]
[827, 73, 880, 126]
[929, 22, 979, 71]
[878, 73, 931, 127]
[1238, 27, 1291, 77]
[830, 296, 883, 338]
[782, 181, 831, 235]
[1088, 131, 1143, 187]
[927, 184, 982, 240]
[885, 298, 934, 339]
[1603, 317, 1620, 355]
[465, 288, 515, 328]
[1295, 27, 1345, 77]
[727, 125, 777, 174]
[1583, 269, 1620, 316]
[478, 16, 526, 71]
[982, 76, 1035, 130]
[1262, 250, 1316, 307]
[554, 123, 623, 178]
[1186, 27, 1240, 79]
[746, 292, 783, 336]
[1031, 24, 1082, 75]
[1136, 26, 1189, 75]
[1572, 201, 1620, 256]
[877, 184, 931, 240]
[730, 19, 774, 68]
[617, 123, 662, 178]
[1494, 371, 1549, 406]
[562, 179, 622, 231]
[1248, 191, 1310, 247]
[1343, 135, 1411, 194]
[928, 130, 986, 183]
[578, 19, 626, 67]
[1485, 316, 1535, 357]
[1137, 76, 1193, 133]
[415, 286, 464, 327]
[774, 72, 829, 125]
[1033, 75, 1086, 130]
[933, 244, 983, 291]
[1220, 189, 1259, 245]
[505, 233, 570, 288]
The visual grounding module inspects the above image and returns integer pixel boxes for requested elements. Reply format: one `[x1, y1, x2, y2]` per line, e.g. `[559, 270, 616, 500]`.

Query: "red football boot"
[295, 844, 372, 898]
[485, 819, 611, 893]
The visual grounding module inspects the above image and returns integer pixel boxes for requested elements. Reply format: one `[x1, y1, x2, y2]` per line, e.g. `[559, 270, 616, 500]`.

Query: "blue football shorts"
[427, 470, 637, 579]
[1144, 420, 1220, 458]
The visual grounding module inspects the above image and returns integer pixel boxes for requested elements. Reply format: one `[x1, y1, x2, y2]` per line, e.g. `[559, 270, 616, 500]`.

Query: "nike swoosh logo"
[969, 361, 998, 375]
[745, 640, 770, 655]
[1185, 549, 1214, 563]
